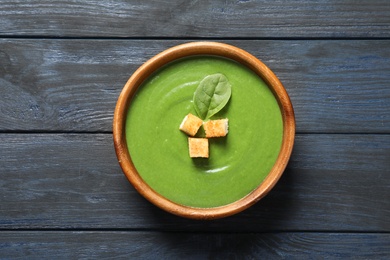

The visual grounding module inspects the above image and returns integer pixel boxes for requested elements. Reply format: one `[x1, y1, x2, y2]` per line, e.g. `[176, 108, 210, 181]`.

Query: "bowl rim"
[113, 41, 295, 220]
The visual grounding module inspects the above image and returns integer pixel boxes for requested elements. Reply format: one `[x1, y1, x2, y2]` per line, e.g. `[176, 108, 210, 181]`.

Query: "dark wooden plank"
[0, 39, 389, 133]
[0, 231, 389, 259]
[0, 133, 389, 231]
[1, 0, 389, 38]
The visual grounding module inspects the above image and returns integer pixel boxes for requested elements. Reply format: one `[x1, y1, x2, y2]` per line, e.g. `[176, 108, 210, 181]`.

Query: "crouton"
[188, 137, 209, 158]
[203, 119, 229, 138]
[179, 113, 203, 136]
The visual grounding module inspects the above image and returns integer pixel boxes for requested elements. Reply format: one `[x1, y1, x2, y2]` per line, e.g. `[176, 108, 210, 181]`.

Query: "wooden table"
[1, 1, 389, 258]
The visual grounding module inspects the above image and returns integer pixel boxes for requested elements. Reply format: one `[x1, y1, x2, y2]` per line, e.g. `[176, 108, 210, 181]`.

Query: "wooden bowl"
[113, 42, 295, 220]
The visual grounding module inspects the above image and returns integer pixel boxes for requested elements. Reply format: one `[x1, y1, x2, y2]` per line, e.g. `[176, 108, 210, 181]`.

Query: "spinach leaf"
[193, 73, 231, 120]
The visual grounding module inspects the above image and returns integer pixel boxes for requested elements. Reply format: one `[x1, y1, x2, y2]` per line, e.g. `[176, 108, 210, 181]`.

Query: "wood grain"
[0, 231, 389, 259]
[1, 0, 389, 38]
[0, 39, 389, 133]
[0, 133, 388, 231]
[1, 1, 388, 257]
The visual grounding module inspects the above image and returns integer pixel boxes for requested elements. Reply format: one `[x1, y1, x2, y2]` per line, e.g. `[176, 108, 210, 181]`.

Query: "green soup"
[125, 56, 283, 208]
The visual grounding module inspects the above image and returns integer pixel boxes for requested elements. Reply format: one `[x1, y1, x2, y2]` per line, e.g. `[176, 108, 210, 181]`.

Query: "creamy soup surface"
[126, 56, 283, 207]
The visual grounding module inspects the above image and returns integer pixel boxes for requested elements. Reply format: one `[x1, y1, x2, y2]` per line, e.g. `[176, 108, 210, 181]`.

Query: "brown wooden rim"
[113, 41, 295, 220]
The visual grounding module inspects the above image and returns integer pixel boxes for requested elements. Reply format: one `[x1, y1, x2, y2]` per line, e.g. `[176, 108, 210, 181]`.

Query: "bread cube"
[188, 137, 209, 158]
[203, 119, 229, 138]
[179, 113, 203, 136]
